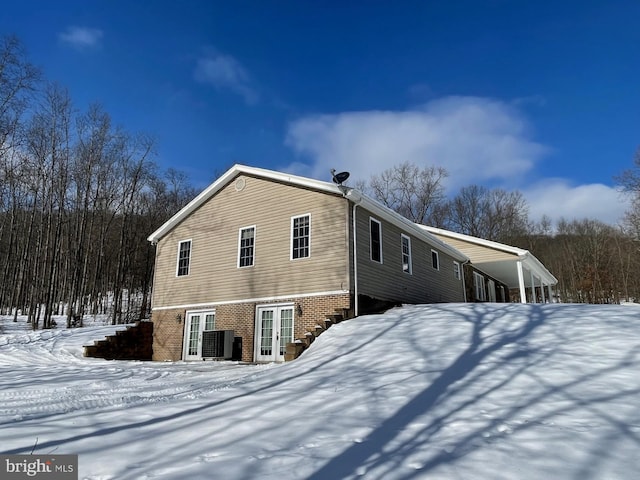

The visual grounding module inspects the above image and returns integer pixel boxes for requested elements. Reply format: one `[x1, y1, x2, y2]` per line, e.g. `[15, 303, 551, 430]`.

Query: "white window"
[370, 218, 382, 263]
[453, 261, 461, 280]
[488, 279, 496, 302]
[176, 240, 192, 276]
[204, 312, 216, 331]
[291, 214, 310, 259]
[238, 226, 256, 267]
[401, 234, 412, 274]
[431, 249, 439, 270]
[474, 272, 486, 301]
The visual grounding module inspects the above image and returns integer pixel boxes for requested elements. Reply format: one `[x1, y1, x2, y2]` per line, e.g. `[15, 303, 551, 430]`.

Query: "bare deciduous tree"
[0, 36, 195, 327]
[616, 148, 640, 239]
[362, 161, 448, 225]
[445, 185, 530, 242]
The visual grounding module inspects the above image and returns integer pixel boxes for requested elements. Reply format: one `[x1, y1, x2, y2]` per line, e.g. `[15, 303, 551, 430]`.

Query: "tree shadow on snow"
[2, 312, 407, 459]
[306, 303, 640, 480]
[4, 304, 640, 480]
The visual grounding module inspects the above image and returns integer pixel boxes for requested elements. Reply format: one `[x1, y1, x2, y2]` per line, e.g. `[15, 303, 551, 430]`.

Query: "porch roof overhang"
[419, 226, 558, 289]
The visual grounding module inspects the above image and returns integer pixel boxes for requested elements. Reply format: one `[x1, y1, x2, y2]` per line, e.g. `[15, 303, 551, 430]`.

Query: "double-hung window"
[453, 261, 461, 280]
[474, 272, 487, 301]
[431, 249, 440, 270]
[488, 279, 496, 302]
[238, 226, 256, 267]
[401, 234, 412, 274]
[176, 240, 192, 276]
[291, 214, 310, 259]
[370, 218, 382, 263]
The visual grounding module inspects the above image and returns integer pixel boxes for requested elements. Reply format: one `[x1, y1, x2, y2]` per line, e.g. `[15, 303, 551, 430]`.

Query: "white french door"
[184, 310, 216, 360]
[255, 305, 294, 362]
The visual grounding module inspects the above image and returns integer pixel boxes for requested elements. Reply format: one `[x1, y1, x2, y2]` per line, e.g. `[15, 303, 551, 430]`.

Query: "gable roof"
[419, 226, 558, 287]
[147, 164, 468, 262]
[147, 164, 341, 243]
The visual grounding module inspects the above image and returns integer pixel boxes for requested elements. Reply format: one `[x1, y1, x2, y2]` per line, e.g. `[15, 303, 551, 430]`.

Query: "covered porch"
[421, 226, 558, 304]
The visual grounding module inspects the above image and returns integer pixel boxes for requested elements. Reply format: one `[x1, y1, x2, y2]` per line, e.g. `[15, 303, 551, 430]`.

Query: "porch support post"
[517, 260, 527, 303]
[540, 277, 546, 303]
[530, 271, 536, 303]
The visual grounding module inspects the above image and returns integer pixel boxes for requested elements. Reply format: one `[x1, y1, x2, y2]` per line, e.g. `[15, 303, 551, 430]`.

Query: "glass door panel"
[256, 305, 294, 362]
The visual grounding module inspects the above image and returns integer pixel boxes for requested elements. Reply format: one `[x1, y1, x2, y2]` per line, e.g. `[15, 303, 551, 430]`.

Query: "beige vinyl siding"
[355, 208, 464, 304]
[151, 174, 351, 308]
[428, 234, 515, 263]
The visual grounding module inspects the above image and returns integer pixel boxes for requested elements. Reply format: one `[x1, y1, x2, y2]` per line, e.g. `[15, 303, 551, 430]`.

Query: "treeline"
[515, 220, 640, 304]
[360, 161, 640, 304]
[2, 33, 638, 332]
[0, 35, 196, 327]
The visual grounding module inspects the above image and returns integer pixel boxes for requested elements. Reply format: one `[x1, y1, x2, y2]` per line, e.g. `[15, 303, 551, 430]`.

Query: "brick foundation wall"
[215, 303, 256, 362]
[151, 293, 352, 363]
[152, 309, 186, 361]
[294, 294, 352, 335]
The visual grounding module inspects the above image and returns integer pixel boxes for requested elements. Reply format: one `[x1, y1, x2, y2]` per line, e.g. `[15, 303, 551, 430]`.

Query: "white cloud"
[284, 96, 629, 225]
[59, 26, 103, 50]
[194, 50, 258, 104]
[524, 180, 630, 226]
[284, 96, 548, 189]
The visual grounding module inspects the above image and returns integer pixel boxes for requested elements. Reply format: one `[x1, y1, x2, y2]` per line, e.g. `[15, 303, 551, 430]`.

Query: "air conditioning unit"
[202, 330, 235, 359]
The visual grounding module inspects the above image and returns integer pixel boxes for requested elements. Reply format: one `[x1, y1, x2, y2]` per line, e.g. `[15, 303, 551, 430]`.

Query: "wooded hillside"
[0, 35, 196, 328]
[2, 35, 638, 331]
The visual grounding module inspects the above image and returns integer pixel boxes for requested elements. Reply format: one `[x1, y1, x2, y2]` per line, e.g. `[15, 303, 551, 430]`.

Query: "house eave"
[420, 225, 558, 286]
[345, 190, 469, 262]
[147, 164, 468, 264]
[147, 164, 345, 244]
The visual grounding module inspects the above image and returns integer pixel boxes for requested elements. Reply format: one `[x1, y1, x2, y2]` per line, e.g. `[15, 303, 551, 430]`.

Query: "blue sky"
[3, 0, 639, 225]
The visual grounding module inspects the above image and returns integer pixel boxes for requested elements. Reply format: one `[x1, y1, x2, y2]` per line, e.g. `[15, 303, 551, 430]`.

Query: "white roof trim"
[419, 225, 557, 285]
[421, 226, 528, 255]
[147, 164, 344, 243]
[346, 190, 468, 262]
[147, 164, 468, 262]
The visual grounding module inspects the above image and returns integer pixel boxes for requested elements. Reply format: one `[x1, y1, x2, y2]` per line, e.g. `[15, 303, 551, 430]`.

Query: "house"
[147, 164, 468, 363]
[420, 226, 558, 303]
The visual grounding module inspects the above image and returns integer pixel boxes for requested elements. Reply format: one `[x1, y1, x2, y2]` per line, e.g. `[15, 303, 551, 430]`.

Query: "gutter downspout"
[341, 187, 363, 317]
[352, 202, 359, 317]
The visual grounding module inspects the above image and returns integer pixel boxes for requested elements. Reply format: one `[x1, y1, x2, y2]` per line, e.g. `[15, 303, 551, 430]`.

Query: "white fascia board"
[147, 163, 465, 264]
[421, 226, 528, 256]
[346, 190, 469, 262]
[238, 165, 344, 195]
[521, 252, 558, 285]
[147, 166, 237, 243]
[422, 225, 557, 285]
[147, 164, 344, 244]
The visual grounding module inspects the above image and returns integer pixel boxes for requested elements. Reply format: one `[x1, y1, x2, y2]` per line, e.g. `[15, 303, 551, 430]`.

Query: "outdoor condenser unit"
[201, 330, 235, 359]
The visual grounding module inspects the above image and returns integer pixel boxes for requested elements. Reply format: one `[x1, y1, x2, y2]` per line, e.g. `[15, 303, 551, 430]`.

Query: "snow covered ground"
[1, 303, 640, 480]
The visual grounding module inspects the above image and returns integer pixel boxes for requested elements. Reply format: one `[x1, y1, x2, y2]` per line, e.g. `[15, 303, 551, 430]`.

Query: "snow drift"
[1, 303, 639, 479]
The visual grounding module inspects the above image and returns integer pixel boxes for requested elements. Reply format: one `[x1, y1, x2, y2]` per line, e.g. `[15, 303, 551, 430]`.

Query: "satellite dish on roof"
[330, 168, 350, 185]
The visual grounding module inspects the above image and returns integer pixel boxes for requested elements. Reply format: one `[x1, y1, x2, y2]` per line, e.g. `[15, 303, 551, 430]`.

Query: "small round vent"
[235, 178, 246, 191]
